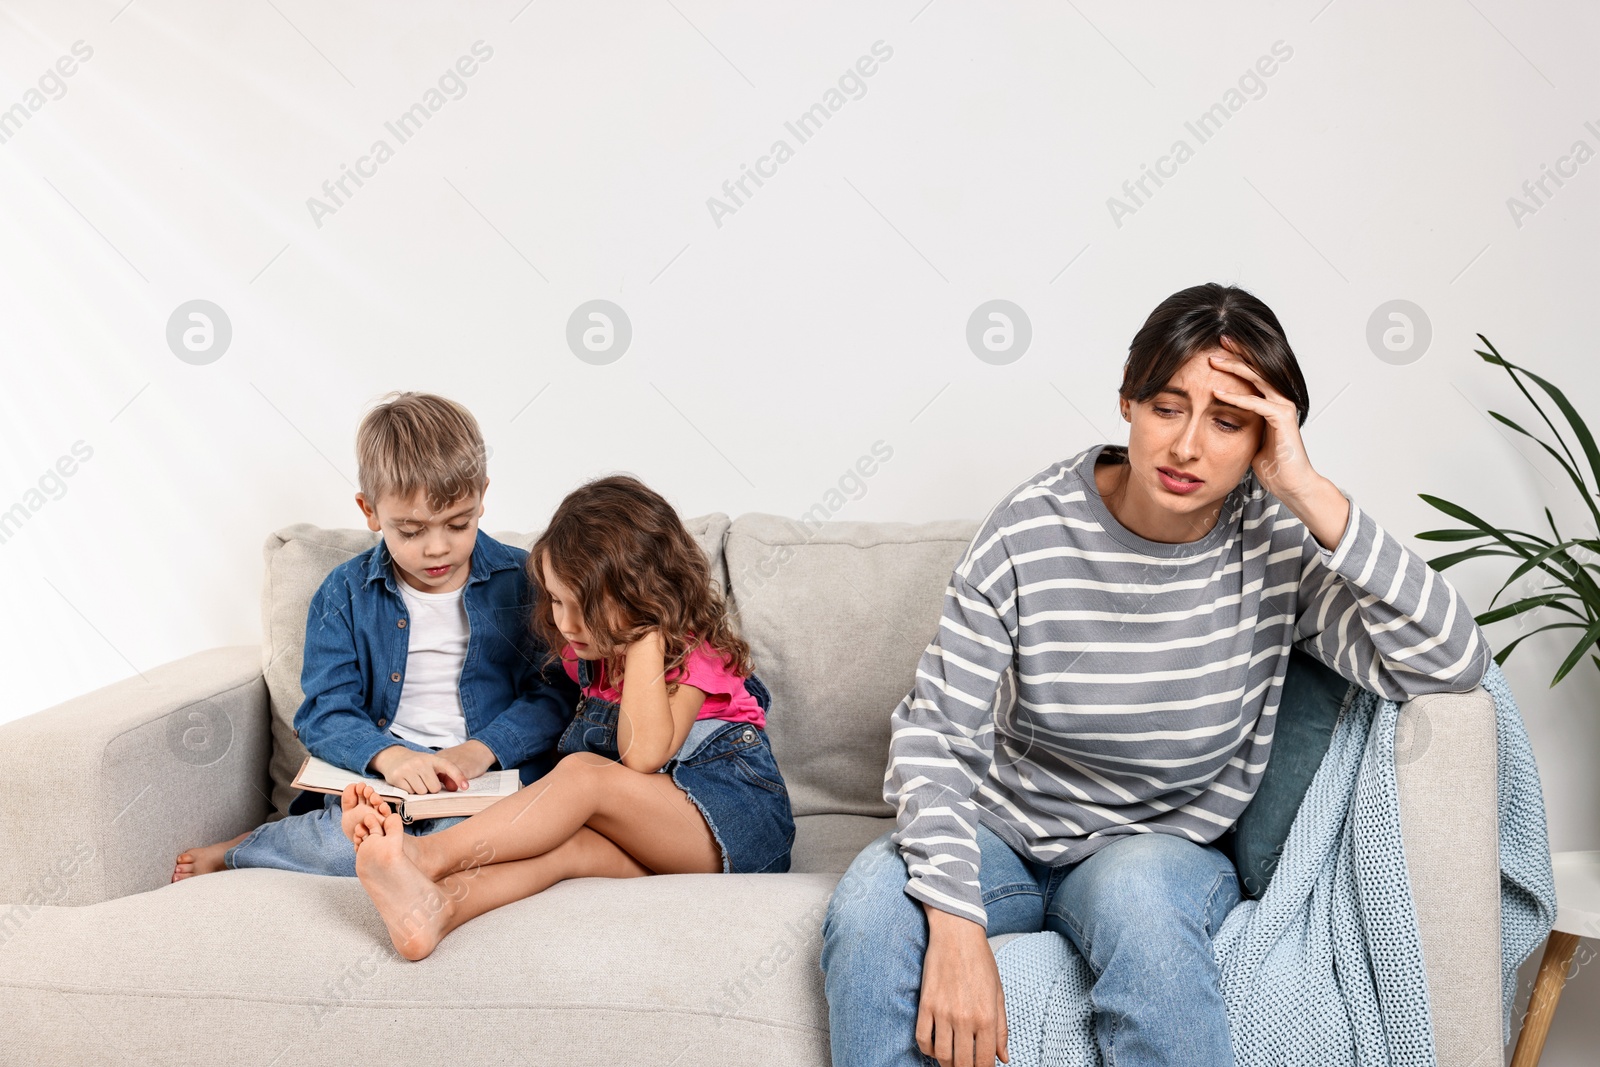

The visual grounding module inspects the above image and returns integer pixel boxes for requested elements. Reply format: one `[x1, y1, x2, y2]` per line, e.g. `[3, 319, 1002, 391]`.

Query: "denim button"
[742, 728, 755, 743]
[377, 718, 387, 727]
[397, 619, 406, 628]
[390, 672, 401, 682]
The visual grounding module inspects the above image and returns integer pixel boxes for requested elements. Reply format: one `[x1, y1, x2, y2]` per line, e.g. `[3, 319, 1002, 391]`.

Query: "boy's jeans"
[224, 793, 467, 878]
[820, 824, 1240, 1067]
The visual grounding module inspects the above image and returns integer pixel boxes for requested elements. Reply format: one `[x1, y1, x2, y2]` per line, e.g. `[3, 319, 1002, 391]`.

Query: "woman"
[819, 283, 1490, 1067]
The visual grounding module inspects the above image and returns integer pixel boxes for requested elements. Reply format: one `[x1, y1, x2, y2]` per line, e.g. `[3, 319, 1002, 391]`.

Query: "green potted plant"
[1416, 336, 1600, 686]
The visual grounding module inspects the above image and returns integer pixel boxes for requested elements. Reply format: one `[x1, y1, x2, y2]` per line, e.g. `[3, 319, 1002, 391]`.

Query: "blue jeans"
[820, 823, 1240, 1067]
[558, 660, 795, 874]
[224, 793, 467, 877]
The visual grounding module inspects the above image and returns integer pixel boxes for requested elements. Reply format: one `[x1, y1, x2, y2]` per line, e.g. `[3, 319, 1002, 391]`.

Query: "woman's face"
[1120, 345, 1265, 532]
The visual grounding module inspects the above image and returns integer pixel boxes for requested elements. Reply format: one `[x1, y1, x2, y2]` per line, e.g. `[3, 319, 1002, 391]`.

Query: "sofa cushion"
[260, 515, 730, 817]
[724, 514, 978, 818]
[1222, 645, 1358, 898]
[0, 866, 833, 1065]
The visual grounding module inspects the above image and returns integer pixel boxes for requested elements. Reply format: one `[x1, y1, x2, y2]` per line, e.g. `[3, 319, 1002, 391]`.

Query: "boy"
[173, 392, 577, 879]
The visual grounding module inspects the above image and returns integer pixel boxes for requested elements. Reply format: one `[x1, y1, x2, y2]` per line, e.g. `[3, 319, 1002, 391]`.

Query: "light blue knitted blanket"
[994, 660, 1554, 1066]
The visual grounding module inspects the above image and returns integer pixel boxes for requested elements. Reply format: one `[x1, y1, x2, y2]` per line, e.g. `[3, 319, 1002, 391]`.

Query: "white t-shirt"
[389, 577, 470, 750]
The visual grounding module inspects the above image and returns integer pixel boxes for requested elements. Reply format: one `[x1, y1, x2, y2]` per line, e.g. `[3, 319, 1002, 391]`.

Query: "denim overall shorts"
[557, 658, 795, 874]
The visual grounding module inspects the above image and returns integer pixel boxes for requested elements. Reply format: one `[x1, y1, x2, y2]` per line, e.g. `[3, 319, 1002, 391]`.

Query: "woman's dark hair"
[529, 474, 752, 692]
[1120, 283, 1310, 427]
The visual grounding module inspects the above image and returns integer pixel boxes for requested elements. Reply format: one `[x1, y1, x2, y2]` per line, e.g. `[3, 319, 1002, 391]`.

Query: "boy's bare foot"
[355, 811, 454, 961]
[340, 783, 392, 850]
[172, 830, 251, 882]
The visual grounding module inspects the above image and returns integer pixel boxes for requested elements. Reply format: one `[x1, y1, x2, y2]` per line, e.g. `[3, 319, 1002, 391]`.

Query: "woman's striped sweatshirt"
[884, 443, 1492, 927]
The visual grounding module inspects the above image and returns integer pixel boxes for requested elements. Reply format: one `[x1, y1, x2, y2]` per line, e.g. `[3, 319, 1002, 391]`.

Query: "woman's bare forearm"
[919, 901, 1010, 1066]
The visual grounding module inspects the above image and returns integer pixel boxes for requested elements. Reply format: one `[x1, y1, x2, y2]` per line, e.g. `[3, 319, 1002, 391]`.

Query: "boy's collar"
[363, 528, 521, 593]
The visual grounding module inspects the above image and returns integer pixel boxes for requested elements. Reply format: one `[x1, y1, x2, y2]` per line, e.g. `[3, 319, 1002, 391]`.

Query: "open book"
[290, 754, 522, 822]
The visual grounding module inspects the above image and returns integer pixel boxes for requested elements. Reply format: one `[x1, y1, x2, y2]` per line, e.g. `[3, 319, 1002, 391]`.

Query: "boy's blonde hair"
[355, 392, 487, 514]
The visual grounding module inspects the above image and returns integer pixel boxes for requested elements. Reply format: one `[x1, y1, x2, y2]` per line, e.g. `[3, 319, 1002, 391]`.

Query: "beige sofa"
[0, 514, 1505, 1066]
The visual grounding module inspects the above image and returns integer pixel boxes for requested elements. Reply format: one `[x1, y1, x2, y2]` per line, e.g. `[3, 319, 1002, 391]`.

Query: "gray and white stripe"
[884, 444, 1491, 927]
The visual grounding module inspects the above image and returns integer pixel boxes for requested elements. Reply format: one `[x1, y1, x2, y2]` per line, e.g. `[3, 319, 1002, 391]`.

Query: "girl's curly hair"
[528, 474, 752, 692]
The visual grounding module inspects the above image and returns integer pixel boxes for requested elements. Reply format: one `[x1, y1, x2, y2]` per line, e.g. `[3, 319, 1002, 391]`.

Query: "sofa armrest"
[0, 646, 272, 907]
[1394, 685, 1501, 1067]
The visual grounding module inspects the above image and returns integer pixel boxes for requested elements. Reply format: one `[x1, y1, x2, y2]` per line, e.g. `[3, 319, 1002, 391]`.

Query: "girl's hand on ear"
[1206, 344, 1318, 503]
[620, 628, 663, 678]
[626, 627, 665, 655]
[616, 628, 696, 772]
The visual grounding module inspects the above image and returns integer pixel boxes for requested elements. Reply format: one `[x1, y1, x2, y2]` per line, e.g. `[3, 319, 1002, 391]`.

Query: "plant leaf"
[1477, 592, 1582, 625]
[1502, 538, 1594, 588]
[1488, 410, 1600, 532]
[1499, 342, 1600, 501]
[1413, 528, 1497, 542]
[1552, 619, 1600, 686]
[1427, 546, 1528, 571]
[1419, 495, 1600, 608]
[1416, 494, 1552, 549]
[1478, 335, 1600, 508]
[1494, 620, 1591, 663]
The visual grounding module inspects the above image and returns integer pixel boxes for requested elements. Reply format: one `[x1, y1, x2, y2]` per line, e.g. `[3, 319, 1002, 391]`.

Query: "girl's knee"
[571, 827, 648, 878]
[555, 751, 605, 775]
[553, 752, 630, 796]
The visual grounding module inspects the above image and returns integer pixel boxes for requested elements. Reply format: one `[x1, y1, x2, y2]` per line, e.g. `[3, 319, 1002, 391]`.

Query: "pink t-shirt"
[560, 640, 766, 729]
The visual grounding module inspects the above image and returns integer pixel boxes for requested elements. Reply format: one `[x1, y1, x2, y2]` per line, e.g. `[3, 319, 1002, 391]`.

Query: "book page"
[393, 768, 525, 819]
[291, 754, 517, 802]
[462, 769, 521, 797]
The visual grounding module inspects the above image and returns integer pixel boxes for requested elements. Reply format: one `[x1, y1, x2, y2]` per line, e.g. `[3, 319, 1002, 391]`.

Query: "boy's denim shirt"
[289, 529, 579, 813]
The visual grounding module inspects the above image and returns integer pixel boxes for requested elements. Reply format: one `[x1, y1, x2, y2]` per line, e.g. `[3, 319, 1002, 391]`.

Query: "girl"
[339, 474, 795, 961]
[820, 283, 1492, 1067]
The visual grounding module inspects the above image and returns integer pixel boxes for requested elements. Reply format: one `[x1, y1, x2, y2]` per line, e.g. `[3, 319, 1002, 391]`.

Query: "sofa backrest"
[723, 514, 977, 818]
[258, 515, 732, 818]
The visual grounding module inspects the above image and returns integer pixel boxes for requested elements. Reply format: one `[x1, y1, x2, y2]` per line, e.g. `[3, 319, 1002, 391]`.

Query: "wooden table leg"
[1509, 931, 1582, 1067]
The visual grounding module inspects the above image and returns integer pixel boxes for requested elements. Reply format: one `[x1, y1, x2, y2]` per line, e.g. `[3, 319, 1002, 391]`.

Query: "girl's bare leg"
[406, 753, 721, 881]
[356, 816, 651, 960]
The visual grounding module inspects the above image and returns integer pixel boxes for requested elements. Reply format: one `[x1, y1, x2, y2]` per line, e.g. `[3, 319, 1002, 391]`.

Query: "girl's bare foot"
[338, 783, 446, 876]
[172, 830, 251, 882]
[354, 811, 455, 961]
[340, 783, 392, 850]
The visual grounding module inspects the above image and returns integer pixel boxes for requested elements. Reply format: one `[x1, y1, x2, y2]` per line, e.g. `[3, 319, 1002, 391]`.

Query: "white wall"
[1, 1, 1596, 1059]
